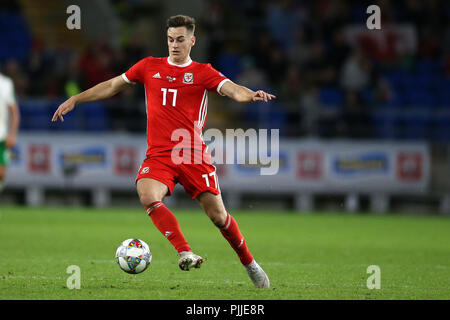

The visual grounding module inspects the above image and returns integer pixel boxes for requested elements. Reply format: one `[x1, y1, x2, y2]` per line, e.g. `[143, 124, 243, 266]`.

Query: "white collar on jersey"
[167, 56, 192, 67]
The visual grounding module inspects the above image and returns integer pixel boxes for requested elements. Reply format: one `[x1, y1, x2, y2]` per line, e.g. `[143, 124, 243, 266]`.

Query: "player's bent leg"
[136, 178, 169, 206]
[137, 178, 195, 268]
[197, 192, 253, 265]
[197, 192, 228, 227]
[197, 192, 252, 266]
[197, 192, 270, 288]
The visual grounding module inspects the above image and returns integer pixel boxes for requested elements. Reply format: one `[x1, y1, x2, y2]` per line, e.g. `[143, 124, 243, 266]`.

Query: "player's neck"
[167, 56, 192, 67]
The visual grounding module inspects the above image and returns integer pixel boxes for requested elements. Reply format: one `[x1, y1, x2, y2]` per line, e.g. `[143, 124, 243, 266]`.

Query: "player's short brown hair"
[166, 15, 196, 34]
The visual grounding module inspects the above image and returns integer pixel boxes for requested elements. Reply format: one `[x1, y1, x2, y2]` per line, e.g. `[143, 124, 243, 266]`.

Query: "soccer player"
[52, 15, 275, 288]
[0, 72, 20, 193]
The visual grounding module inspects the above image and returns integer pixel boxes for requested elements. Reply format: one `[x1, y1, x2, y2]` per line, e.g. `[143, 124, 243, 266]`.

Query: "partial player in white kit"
[0, 72, 20, 192]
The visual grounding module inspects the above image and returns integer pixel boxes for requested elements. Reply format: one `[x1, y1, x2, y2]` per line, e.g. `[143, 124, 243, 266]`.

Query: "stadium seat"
[384, 71, 436, 93]
[243, 101, 287, 134]
[400, 111, 432, 140]
[217, 53, 242, 81]
[0, 12, 31, 62]
[371, 109, 401, 139]
[436, 90, 450, 108]
[434, 76, 450, 89]
[432, 113, 450, 141]
[18, 99, 77, 131]
[351, 6, 369, 23]
[416, 59, 441, 76]
[412, 74, 434, 90]
[318, 88, 343, 109]
[267, 104, 287, 134]
[360, 89, 374, 105]
[405, 89, 436, 108]
[384, 71, 408, 91]
[435, 77, 450, 107]
[383, 89, 406, 109]
[81, 102, 109, 131]
[18, 99, 52, 131]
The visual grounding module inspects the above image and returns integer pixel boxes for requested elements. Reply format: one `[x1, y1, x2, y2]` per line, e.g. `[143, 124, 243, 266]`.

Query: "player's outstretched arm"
[51, 75, 128, 122]
[219, 80, 276, 103]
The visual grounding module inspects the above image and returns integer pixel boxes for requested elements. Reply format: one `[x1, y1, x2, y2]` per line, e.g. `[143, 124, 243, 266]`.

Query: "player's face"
[167, 27, 195, 64]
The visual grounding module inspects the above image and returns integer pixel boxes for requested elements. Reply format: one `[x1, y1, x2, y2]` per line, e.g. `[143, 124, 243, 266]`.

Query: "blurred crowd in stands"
[1, 0, 450, 140]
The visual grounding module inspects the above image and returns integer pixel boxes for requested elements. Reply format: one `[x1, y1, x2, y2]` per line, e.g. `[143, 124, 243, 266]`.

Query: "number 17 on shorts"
[202, 171, 218, 188]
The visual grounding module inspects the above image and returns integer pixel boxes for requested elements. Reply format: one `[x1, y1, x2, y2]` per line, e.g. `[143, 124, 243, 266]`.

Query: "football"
[115, 238, 152, 274]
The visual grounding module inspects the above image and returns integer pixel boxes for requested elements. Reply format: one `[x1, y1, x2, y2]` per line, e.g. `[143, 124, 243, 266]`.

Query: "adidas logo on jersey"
[153, 72, 161, 79]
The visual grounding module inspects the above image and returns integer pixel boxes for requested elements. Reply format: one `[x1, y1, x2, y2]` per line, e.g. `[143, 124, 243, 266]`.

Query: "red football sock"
[146, 201, 191, 253]
[220, 213, 254, 267]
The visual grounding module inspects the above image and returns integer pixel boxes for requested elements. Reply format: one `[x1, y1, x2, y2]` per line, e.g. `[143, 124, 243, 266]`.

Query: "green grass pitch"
[0, 206, 449, 300]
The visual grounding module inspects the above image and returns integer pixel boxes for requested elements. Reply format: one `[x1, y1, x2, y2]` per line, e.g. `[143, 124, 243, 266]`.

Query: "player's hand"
[252, 90, 276, 103]
[51, 97, 76, 122]
[5, 135, 16, 149]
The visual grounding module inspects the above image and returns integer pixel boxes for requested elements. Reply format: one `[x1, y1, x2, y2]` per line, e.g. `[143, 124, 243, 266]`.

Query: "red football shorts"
[135, 151, 220, 199]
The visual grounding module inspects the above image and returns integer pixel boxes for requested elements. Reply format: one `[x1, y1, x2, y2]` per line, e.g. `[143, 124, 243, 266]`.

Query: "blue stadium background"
[1, 0, 449, 141]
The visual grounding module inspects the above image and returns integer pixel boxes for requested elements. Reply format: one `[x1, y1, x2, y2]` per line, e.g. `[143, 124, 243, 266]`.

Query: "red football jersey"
[122, 56, 229, 161]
